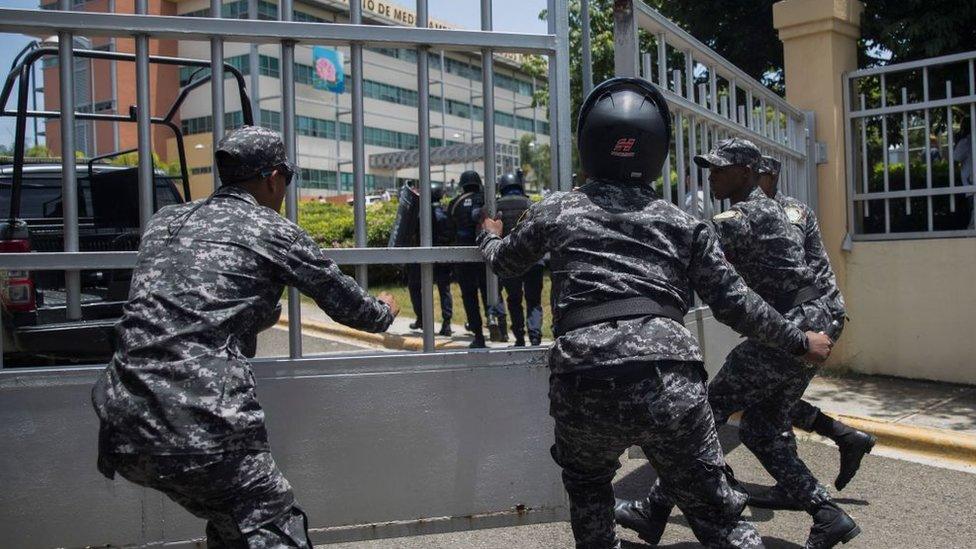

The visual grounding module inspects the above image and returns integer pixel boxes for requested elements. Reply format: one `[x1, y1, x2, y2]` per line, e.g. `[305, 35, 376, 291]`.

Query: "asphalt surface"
[256, 325, 364, 357]
[322, 427, 976, 548]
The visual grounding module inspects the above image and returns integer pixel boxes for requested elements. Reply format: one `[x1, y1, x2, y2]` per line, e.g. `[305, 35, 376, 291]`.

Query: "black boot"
[409, 320, 421, 331]
[805, 501, 860, 549]
[747, 483, 805, 511]
[613, 497, 672, 545]
[529, 336, 542, 346]
[438, 322, 453, 337]
[812, 413, 876, 490]
[513, 336, 526, 347]
[469, 332, 487, 349]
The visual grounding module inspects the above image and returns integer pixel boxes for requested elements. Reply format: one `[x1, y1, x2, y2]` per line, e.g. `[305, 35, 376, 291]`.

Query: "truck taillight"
[0, 239, 36, 313]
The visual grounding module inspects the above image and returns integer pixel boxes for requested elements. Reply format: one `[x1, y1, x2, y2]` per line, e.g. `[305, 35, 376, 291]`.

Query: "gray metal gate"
[0, 1, 572, 547]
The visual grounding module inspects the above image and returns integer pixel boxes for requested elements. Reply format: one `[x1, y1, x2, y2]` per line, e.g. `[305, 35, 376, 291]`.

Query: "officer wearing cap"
[91, 125, 399, 548]
[493, 172, 544, 346]
[748, 155, 875, 507]
[478, 78, 832, 549]
[619, 138, 860, 549]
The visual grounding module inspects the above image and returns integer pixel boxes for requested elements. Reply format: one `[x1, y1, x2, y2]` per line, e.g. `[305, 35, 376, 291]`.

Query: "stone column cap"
[773, 0, 864, 41]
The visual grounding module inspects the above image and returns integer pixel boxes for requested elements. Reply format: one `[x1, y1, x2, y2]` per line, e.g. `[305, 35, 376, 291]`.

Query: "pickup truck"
[0, 161, 184, 362]
[0, 43, 253, 364]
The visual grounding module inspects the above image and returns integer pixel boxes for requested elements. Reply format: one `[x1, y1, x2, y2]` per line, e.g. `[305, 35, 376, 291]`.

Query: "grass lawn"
[302, 270, 556, 339]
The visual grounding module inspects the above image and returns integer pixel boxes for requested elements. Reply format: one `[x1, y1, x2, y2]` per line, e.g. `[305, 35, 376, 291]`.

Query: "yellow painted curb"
[277, 317, 467, 352]
[826, 413, 976, 465]
[726, 410, 976, 465]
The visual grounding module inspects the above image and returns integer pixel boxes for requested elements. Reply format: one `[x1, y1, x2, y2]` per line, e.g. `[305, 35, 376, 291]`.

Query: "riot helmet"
[577, 77, 672, 184]
[498, 173, 523, 194]
[459, 170, 483, 193]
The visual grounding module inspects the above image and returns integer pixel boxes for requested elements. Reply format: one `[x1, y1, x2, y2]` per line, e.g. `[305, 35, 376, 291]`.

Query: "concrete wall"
[0, 350, 567, 548]
[844, 238, 976, 384]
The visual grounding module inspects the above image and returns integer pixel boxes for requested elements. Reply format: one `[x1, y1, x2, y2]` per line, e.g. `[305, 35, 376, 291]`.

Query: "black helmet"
[431, 180, 445, 202]
[498, 173, 522, 194]
[577, 77, 672, 184]
[459, 170, 483, 192]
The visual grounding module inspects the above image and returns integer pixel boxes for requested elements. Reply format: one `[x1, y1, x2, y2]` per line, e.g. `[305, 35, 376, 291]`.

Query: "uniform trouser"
[103, 450, 310, 549]
[790, 399, 822, 432]
[646, 341, 831, 513]
[406, 264, 453, 326]
[550, 361, 763, 549]
[499, 263, 544, 341]
[455, 263, 488, 332]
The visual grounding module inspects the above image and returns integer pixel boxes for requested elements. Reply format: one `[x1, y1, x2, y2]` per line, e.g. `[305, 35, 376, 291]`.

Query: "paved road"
[322, 428, 976, 548]
[256, 325, 364, 357]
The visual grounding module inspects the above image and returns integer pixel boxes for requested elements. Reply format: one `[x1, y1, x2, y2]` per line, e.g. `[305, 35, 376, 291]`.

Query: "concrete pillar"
[774, 0, 862, 364]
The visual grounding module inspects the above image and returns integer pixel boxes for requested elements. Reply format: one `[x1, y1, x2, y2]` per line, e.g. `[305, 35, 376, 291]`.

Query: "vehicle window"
[0, 175, 92, 219]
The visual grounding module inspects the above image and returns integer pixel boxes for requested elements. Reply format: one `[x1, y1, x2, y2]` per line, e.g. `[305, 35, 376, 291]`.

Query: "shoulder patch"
[785, 205, 805, 225]
[713, 210, 742, 222]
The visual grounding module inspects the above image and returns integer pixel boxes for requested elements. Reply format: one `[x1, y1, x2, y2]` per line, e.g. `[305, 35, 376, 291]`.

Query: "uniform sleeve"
[688, 222, 808, 355]
[276, 231, 394, 333]
[803, 206, 846, 318]
[477, 201, 547, 278]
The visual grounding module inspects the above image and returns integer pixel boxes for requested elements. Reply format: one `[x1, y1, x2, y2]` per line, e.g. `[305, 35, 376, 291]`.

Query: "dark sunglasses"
[259, 164, 295, 186]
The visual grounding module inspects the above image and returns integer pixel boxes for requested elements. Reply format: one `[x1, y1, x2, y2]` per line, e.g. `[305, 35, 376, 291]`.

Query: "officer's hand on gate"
[802, 331, 833, 363]
[480, 215, 504, 237]
[378, 291, 400, 318]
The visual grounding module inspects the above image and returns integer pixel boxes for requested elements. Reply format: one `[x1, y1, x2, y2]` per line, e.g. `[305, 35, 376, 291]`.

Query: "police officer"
[478, 78, 832, 549]
[406, 181, 454, 336]
[91, 126, 399, 548]
[748, 155, 875, 506]
[448, 170, 491, 348]
[493, 172, 544, 346]
[617, 139, 859, 549]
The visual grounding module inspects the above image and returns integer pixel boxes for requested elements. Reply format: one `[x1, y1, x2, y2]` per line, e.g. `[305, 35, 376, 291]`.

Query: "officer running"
[616, 138, 860, 549]
[406, 180, 455, 336]
[746, 155, 875, 509]
[448, 170, 491, 348]
[493, 172, 545, 346]
[478, 78, 832, 549]
[91, 126, 399, 548]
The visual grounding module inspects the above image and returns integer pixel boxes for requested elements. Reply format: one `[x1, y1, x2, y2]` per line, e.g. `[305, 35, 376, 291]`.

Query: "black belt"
[554, 363, 653, 391]
[773, 284, 822, 314]
[554, 296, 686, 337]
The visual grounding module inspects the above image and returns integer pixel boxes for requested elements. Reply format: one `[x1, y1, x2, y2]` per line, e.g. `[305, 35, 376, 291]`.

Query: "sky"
[0, 0, 548, 149]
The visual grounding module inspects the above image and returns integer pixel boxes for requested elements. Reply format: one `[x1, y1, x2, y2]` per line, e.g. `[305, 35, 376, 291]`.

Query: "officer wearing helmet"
[405, 181, 455, 336]
[492, 172, 544, 346]
[477, 78, 832, 549]
[619, 139, 859, 549]
[746, 155, 875, 509]
[448, 170, 491, 348]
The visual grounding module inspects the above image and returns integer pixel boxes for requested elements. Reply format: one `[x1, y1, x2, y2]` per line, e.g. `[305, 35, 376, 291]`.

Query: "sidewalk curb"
[630, 412, 976, 465]
[277, 317, 467, 351]
[826, 412, 976, 465]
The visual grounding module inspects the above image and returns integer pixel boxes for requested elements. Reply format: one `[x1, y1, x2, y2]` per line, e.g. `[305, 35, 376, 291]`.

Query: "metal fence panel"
[845, 49, 976, 240]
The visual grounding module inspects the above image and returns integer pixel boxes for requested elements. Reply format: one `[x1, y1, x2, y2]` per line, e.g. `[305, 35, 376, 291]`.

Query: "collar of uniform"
[213, 184, 260, 206]
[747, 185, 767, 202]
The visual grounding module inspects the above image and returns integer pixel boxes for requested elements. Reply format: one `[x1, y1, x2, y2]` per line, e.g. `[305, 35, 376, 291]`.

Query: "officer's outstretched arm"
[688, 223, 808, 356]
[476, 203, 546, 278]
[277, 231, 395, 333]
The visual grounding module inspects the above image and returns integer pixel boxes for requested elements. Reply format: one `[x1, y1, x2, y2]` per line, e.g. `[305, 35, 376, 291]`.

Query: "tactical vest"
[496, 194, 533, 238]
[448, 191, 484, 245]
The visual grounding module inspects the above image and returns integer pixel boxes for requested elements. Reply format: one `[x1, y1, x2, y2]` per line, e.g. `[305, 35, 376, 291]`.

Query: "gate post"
[613, 0, 639, 77]
[774, 0, 862, 364]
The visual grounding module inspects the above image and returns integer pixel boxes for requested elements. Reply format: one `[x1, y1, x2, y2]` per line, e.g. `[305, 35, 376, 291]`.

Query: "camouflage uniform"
[91, 126, 394, 548]
[776, 190, 846, 432]
[646, 141, 835, 516]
[478, 179, 811, 549]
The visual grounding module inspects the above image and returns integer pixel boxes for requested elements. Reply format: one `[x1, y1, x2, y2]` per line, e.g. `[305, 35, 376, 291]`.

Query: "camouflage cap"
[215, 125, 297, 184]
[758, 155, 782, 177]
[693, 137, 761, 170]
